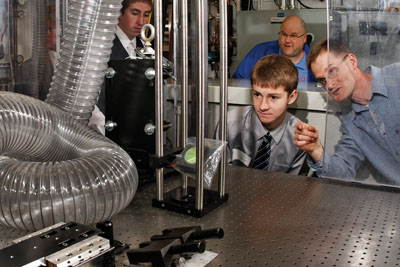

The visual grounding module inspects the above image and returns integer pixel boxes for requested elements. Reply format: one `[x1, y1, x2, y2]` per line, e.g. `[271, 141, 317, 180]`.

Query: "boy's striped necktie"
[253, 132, 272, 170]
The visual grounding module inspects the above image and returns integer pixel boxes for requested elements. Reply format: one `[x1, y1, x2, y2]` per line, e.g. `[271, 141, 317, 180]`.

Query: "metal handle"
[169, 240, 206, 254]
[141, 24, 155, 43]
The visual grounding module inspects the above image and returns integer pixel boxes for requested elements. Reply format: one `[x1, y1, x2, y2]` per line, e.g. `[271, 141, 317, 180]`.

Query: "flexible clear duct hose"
[46, 0, 120, 123]
[0, 0, 138, 231]
[30, 0, 47, 99]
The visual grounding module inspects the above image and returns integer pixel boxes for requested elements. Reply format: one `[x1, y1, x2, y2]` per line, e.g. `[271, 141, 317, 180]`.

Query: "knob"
[145, 68, 155, 80]
[105, 67, 116, 79]
[144, 123, 155, 135]
[105, 120, 117, 132]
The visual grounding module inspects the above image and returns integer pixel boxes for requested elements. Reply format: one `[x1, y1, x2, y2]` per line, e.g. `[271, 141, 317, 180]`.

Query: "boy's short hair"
[121, 0, 153, 14]
[250, 54, 298, 94]
[307, 39, 351, 70]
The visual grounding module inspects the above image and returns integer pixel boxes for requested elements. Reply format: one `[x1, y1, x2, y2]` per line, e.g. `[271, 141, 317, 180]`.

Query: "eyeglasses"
[278, 31, 306, 40]
[315, 54, 349, 87]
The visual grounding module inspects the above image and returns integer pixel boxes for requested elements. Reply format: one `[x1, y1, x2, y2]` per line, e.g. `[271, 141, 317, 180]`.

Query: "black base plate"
[152, 186, 229, 217]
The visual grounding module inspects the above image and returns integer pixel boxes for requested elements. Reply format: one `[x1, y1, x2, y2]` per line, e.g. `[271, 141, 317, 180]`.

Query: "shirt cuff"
[307, 156, 324, 177]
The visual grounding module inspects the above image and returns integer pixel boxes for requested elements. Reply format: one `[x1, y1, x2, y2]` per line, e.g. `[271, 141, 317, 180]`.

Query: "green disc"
[184, 147, 196, 164]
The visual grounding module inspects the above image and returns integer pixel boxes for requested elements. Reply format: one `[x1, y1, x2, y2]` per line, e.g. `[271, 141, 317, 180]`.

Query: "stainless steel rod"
[173, 0, 179, 147]
[218, 0, 228, 197]
[9, 0, 16, 88]
[62, 0, 69, 35]
[155, 0, 164, 201]
[55, 0, 61, 52]
[289, 0, 296, 9]
[181, 0, 189, 190]
[195, 0, 208, 211]
[175, 106, 181, 147]
[280, 0, 286, 10]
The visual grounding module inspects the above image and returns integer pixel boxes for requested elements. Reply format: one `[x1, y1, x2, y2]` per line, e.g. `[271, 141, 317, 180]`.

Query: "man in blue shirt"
[294, 39, 400, 185]
[233, 15, 315, 87]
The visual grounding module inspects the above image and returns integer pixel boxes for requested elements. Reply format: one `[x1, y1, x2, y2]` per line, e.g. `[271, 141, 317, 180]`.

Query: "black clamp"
[127, 226, 224, 267]
[149, 147, 183, 169]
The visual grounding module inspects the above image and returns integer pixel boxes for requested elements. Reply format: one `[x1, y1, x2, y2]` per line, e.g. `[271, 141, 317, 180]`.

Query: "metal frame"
[155, 0, 164, 201]
[180, 0, 189, 191]
[152, 0, 228, 217]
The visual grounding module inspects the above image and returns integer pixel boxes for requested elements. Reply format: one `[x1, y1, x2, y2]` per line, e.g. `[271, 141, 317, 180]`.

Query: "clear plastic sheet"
[325, 2, 400, 185]
[172, 137, 226, 188]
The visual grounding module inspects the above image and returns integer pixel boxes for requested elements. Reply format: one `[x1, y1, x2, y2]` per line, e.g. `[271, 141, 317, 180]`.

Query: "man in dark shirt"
[111, 0, 152, 59]
[98, 0, 152, 112]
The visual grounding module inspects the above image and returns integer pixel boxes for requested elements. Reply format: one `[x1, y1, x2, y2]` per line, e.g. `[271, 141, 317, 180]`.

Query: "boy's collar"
[251, 108, 289, 144]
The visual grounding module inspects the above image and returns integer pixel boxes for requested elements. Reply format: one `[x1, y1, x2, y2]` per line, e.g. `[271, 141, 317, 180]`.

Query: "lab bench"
[0, 166, 399, 266]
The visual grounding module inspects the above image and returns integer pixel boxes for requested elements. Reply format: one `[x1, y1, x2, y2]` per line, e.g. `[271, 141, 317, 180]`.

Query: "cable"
[0, 0, 7, 42]
[297, 0, 313, 9]
[1, 17, 7, 42]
